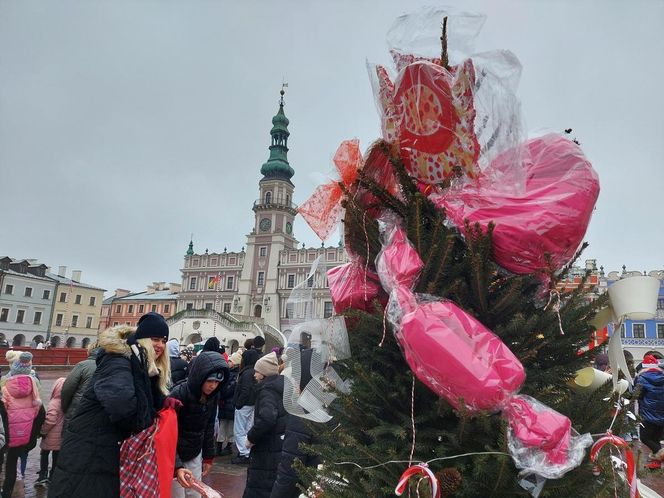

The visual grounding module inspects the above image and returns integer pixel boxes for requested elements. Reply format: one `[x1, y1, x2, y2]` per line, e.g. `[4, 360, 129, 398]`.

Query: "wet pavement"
[2, 370, 663, 497]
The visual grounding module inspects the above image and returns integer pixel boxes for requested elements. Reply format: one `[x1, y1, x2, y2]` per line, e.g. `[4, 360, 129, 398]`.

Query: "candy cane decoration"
[590, 432, 639, 498]
[395, 463, 440, 498]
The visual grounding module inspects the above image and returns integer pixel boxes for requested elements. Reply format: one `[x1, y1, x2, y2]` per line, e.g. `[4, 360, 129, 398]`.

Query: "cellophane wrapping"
[368, 6, 526, 188]
[376, 218, 591, 479]
[327, 254, 385, 314]
[505, 396, 593, 479]
[430, 133, 600, 274]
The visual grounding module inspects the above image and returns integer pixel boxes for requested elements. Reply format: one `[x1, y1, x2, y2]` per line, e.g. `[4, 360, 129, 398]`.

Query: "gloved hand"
[163, 397, 183, 410]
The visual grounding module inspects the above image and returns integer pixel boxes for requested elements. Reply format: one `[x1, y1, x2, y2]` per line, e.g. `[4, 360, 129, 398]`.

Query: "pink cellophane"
[327, 257, 385, 314]
[377, 219, 591, 479]
[399, 298, 525, 411]
[299, 139, 362, 241]
[375, 222, 423, 294]
[432, 133, 600, 274]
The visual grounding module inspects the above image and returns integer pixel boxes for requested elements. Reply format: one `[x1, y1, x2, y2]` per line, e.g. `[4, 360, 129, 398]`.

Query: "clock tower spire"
[253, 86, 297, 242]
[236, 87, 298, 325]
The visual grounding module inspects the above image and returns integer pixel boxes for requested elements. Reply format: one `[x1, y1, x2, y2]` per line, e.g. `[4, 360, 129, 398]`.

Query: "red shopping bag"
[120, 422, 160, 498]
[155, 408, 179, 498]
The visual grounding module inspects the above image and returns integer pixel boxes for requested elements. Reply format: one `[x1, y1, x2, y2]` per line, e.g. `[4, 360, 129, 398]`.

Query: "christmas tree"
[296, 9, 629, 498]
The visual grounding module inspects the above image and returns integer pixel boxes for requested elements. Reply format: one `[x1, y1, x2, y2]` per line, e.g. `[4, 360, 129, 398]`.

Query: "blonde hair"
[137, 338, 171, 395]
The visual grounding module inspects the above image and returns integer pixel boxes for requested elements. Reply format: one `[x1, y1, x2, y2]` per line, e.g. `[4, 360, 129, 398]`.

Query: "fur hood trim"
[98, 326, 135, 357]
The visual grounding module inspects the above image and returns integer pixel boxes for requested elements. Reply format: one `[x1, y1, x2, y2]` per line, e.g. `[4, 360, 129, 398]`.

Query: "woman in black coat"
[270, 348, 321, 498]
[48, 314, 173, 498]
[243, 352, 287, 498]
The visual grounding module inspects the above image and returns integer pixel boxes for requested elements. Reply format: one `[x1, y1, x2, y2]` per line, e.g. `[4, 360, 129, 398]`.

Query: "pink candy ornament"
[377, 221, 592, 479]
[398, 298, 525, 411]
[327, 258, 386, 314]
[433, 133, 600, 274]
[375, 223, 423, 294]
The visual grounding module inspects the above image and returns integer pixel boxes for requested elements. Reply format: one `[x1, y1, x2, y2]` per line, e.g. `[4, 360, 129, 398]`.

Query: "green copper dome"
[260, 90, 294, 182]
[186, 239, 194, 256]
[271, 105, 290, 130]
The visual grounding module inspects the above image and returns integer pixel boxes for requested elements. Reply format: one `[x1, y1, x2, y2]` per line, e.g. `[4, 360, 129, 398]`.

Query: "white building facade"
[0, 258, 57, 346]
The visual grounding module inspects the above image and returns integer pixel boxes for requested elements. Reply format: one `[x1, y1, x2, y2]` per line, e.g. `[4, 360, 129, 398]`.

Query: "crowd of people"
[0, 312, 319, 498]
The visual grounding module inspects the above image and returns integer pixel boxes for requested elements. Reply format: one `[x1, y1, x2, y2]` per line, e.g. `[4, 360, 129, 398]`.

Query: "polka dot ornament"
[374, 58, 480, 184]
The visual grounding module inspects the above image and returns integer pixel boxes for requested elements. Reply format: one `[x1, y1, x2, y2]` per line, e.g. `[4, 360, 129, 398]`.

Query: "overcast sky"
[1, 0, 662, 296]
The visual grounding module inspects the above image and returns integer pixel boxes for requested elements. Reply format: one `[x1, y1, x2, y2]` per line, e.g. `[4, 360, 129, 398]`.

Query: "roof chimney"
[71, 270, 82, 282]
[115, 288, 131, 298]
[58, 266, 67, 277]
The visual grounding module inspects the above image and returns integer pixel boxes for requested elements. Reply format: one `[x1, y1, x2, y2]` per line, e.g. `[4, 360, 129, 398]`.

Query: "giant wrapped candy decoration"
[377, 220, 592, 479]
[327, 254, 386, 314]
[372, 58, 480, 183]
[429, 133, 600, 274]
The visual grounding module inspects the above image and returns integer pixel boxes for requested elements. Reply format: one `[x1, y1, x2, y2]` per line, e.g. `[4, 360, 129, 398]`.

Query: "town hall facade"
[172, 90, 347, 349]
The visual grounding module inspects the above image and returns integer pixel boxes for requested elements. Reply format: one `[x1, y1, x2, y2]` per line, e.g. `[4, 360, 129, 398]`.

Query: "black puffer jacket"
[218, 366, 238, 420]
[170, 356, 189, 386]
[48, 328, 164, 498]
[235, 349, 260, 409]
[270, 348, 320, 498]
[169, 351, 229, 464]
[243, 375, 288, 498]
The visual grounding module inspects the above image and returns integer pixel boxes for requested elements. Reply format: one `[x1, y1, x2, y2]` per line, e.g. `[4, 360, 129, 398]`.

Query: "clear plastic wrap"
[376, 219, 591, 479]
[282, 258, 351, 424]
[386, 7, 486, 67]
[430, 133, 600, 275]
[367, 7, 526, 188]
[356, 142, 404, 216]
[375, 218, 423, 293]
[282, 318, 351, 423]
[327, 254, 386, 314]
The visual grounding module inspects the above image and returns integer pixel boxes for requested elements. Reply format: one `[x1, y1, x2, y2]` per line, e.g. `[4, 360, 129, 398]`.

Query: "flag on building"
[208, 275, 222, 289]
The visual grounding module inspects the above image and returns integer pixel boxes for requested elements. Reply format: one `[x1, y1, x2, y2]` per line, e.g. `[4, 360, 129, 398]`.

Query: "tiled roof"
[102, 295, 116, 305]
[0, 269, 55, 283]
[46, 272, 106, 292]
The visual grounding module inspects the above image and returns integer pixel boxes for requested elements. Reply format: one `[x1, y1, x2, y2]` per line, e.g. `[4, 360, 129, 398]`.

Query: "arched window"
[254, 305, 262, 318]
[286, 194, 290, 206]
[265, 192, 272, 205]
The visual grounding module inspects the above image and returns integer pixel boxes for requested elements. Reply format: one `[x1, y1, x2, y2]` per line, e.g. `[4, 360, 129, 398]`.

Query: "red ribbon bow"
[299, 139, 362, 241]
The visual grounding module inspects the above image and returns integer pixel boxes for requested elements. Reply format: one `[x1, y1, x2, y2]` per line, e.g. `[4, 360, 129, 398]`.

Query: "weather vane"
[280, 79, 288, 105]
